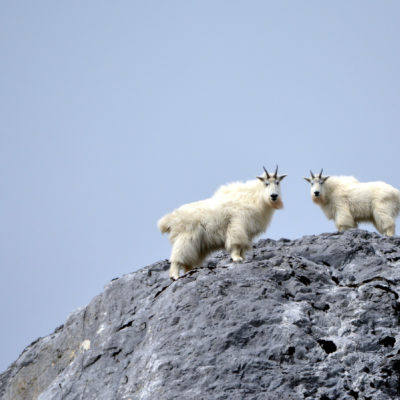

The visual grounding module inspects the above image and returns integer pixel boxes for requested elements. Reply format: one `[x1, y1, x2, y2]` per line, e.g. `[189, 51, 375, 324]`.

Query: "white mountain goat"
[304, 169, 400, 236]
[158, 166, 288, 279]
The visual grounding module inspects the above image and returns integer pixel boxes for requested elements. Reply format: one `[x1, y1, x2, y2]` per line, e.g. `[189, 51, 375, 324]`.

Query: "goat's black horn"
[274, 165, 278, 178]
[310, 170, 315, 179]
[263, 166, 270, 179]
[319, 168, 323, 178]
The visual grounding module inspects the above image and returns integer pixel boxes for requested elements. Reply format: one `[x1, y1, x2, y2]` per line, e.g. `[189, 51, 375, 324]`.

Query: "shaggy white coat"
[306, 174, 400, 236]
[158, 172, 286, 279]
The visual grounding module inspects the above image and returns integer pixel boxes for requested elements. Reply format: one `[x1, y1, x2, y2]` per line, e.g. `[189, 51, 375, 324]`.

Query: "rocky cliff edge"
[2, 230, 400, 400]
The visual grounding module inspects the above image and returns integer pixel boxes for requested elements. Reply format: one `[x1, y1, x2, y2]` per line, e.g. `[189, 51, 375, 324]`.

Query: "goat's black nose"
[314, 191, 320, 197]
[271, 194, 278, 201]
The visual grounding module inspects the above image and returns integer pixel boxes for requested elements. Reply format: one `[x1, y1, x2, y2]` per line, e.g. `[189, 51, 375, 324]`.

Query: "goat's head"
[304, 169, 330, 204]
[257, 165, 287, 209]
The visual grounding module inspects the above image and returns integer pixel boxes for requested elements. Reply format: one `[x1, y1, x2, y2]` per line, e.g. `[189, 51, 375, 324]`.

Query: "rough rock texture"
[2, 230, 400, 400]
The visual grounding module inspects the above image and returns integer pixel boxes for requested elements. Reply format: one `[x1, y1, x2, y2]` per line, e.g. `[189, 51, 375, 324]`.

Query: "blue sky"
[1, 1, 400, 372]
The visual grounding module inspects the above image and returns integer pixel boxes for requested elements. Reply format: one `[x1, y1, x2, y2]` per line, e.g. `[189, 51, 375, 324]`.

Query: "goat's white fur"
[159, 168, 287, 279]
[305, 172, 400, 236]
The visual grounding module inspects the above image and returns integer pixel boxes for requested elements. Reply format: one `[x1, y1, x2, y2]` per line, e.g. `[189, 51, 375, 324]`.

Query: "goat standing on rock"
[304, 169, 400, 236]
[158, 166, 288, 280]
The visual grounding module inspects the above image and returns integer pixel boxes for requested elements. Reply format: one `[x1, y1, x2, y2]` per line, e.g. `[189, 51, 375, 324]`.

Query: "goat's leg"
[169, 233, 203, 280]
[373, 209, 396, 236]
[169, 262, 180, 280]
[230, 245, 244, 262]
[335, 212, 356, 233]
[226, 221, 250, 262]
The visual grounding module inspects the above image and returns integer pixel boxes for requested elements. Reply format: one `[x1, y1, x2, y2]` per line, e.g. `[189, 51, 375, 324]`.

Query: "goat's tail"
[158, 214, 172, 234]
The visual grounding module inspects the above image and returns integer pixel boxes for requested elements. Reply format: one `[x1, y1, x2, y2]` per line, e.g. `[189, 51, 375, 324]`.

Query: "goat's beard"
[269, 198, 283, 209]
[312, 195, 326, 205]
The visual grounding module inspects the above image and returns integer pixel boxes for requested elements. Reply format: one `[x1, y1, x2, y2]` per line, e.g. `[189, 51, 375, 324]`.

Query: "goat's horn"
[274, 165, 278, 178]
[263, 166, 270, 179]
[310, 170, 315, 179]
[319, 169, 323, 178]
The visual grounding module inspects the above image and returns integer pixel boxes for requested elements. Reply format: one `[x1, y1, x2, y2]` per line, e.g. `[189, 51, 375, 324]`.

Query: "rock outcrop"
[2, 230, 400, 400]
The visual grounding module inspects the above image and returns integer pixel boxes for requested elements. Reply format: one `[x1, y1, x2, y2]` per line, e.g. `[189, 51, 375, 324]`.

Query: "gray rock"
[2, 229, 400, 399]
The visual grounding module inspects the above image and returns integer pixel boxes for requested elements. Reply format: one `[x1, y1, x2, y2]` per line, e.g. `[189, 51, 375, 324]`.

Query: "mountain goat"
[158, 166, 288, 280]
[304, 169, 400, 236]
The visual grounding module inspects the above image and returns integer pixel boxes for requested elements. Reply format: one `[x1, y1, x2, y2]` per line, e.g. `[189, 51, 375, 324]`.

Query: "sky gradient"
[1, 1, 400, 372]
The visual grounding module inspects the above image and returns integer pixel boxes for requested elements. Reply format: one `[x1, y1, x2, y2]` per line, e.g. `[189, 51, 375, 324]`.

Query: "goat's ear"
[257, 176, 265, 182]
[304, 177, 312, 183]
[323, 176, 330, 183]
[278, 174, 287, 182]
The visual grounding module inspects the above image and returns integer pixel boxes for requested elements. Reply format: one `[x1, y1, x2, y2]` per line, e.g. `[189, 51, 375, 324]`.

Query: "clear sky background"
[1, 1, 400, 372]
